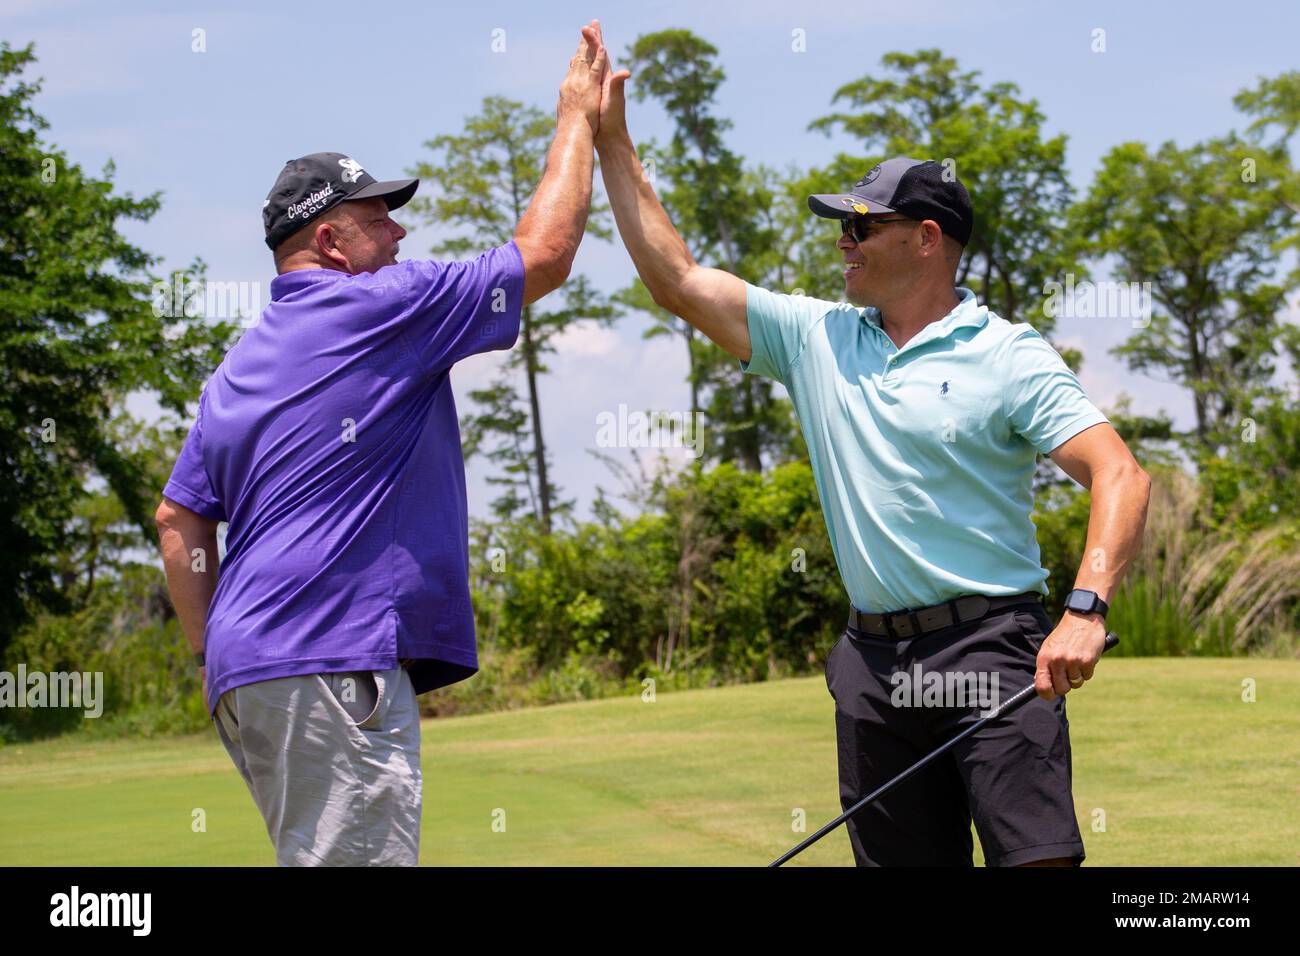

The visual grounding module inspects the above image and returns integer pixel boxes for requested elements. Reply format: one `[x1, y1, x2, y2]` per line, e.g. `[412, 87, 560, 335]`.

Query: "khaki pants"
[213, 666, 422, 866]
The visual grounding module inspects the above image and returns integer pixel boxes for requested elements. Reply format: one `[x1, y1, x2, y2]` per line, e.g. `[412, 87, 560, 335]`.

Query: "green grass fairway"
[1, 658, 1296, 866]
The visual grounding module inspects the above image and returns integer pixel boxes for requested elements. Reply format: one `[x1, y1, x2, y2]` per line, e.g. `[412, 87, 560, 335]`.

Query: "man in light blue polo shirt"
[593, 32, 1151, 867]
[742, 274, 1108, 615]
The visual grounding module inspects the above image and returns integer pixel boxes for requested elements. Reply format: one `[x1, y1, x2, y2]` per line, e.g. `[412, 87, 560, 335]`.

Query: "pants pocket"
[323, 671, 382, 729]
[825, 633, 847, 700]
[1010, 608, 1052, 665]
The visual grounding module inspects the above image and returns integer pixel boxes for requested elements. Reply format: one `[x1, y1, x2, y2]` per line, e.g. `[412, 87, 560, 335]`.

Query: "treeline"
[1, 36, 1298, 741]
[429, 454, 1300, 717]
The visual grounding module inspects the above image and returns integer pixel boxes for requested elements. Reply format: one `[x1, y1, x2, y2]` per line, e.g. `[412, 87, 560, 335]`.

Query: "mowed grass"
[1, 658, 1296, 866]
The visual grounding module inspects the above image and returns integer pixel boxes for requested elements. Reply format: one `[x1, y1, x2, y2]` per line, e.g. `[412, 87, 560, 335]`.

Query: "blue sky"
[5, 0, 1298, 519]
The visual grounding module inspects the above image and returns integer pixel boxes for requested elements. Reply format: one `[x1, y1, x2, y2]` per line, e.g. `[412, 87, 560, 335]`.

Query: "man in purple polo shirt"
[154, 23, 611, 866]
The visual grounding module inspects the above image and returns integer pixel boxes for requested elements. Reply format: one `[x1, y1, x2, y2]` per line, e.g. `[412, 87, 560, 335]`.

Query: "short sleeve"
[739, 283, 842, 384]
[1003, 328, 1109, 454]
[404, 241, 524, 370]
[162, 390, 227, 521]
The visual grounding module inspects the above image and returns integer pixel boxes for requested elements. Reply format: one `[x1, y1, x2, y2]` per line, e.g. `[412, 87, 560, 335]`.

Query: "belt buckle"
[886, 609, 921, 639]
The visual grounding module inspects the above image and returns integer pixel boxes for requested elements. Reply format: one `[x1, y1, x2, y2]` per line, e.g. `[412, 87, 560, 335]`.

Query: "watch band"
[194, 650, 205, 667]
[1066, 589, 1109, 619]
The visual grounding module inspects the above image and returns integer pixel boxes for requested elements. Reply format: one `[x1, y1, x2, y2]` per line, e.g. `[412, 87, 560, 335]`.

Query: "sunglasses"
[840, 215, 913, 243]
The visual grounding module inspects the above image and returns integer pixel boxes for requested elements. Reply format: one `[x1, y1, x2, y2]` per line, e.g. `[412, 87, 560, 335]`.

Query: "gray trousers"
[213, 666, 422, 866]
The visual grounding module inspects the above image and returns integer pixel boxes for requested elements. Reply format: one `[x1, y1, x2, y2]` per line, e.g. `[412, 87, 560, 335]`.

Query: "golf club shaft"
[769, 630, 1120, 867]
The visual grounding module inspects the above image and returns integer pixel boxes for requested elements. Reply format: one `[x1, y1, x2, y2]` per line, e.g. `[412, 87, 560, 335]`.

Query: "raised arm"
[591, 27, 751, 362]
[515, 23, 607, 306]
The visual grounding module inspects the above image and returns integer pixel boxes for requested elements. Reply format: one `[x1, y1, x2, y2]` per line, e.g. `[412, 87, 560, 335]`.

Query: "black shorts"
[825, 599, 1086, 867]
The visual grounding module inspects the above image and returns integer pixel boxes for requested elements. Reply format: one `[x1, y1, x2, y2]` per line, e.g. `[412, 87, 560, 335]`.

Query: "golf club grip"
[769, 630, 1120, 867]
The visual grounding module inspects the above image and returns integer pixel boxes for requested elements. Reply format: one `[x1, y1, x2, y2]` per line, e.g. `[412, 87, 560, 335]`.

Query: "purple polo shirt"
[162, 243, 524, 715]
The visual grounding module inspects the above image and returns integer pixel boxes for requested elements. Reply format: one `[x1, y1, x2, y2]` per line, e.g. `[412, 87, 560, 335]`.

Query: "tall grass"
[1107, 468, 1300, 657]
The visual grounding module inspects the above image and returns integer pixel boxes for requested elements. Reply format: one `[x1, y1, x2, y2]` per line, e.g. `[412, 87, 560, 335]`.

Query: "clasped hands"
[557, 20, 631, 147]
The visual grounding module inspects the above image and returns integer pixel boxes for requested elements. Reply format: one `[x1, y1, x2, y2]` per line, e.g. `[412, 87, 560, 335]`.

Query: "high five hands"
[557, 20, 632, 144]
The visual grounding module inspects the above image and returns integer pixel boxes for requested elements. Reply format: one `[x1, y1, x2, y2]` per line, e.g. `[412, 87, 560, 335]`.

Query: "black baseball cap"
[808, 157, 973, 246]
[262, 151, 419, 251]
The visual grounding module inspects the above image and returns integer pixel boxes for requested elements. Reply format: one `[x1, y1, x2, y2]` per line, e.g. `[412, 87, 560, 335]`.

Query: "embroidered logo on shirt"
[940, 381, 950, 396]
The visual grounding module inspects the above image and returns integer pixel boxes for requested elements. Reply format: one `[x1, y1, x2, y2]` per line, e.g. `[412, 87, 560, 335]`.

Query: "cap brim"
[807, 193, 896, 219]
[348, 177, 419, 210]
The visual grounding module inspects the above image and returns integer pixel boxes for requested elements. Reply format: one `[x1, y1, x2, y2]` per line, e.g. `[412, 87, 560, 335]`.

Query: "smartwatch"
[1064, 588, 1109, 619]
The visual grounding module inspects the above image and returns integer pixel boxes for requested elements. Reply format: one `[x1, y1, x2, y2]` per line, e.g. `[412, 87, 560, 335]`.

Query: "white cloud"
[550, 320, 619, 357]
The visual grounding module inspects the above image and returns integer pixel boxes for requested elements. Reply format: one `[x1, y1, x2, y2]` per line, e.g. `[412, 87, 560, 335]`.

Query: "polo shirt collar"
[270, 267, 350, 301]
[861, 287, 987, 351]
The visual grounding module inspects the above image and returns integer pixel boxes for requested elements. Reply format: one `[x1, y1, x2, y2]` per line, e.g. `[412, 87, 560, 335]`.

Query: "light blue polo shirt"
[741, 284, 1107, 614]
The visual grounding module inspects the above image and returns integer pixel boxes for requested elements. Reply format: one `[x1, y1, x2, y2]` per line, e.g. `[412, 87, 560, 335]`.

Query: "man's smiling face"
[334, 197, 406, 274]
[836, 214, 920, 309]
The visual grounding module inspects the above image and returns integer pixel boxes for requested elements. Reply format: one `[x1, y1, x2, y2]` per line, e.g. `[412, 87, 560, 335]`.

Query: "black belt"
[847, 591, 1042, 639]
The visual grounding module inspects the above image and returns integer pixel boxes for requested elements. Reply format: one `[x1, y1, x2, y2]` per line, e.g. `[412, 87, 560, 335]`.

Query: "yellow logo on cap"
[851, 202, 870, 214]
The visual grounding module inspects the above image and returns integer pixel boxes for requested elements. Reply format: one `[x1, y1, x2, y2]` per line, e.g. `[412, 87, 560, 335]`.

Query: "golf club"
[769, 630, 1121, 867]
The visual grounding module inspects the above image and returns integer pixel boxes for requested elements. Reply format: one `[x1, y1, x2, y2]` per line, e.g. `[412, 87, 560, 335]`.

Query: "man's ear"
[314, 219, 351, 271]
[919, 219, 946, 257]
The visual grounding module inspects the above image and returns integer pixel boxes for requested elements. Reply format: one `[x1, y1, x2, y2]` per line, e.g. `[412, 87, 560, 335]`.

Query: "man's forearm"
[517, 114, 595, 275]
[1069, 463, 1151, 606]
[158, 523, 219, 655]
[596, 130, 697, 308]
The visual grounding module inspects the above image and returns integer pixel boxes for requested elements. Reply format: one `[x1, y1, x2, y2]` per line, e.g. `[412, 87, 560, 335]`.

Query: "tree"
[53, 412, 186, 607]
[807, 49, 1083, 346]
[459, 379, 540, 525]
[1072, 135, 1299, 455]
[622, 29, 799, 472]
[0, 42, 236, 656]
[408, 96, 617, 532]
[1235, 71, 1300, 152]
[1234, 71, 1300, 265]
